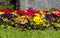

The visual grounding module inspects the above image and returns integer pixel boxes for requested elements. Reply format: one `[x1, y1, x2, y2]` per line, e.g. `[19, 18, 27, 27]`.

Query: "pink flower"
[24, 8, 40, 17]
[19, 18, 28, 24]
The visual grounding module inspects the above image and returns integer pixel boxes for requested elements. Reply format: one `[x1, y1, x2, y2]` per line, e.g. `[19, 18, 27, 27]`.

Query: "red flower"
[56, 13, 60, 17]
[44, 10, 49, 14]
[16, 10, 25, 16]
[5, 10, 12, 14]
[0, 9, 12, 14]
[27, 8, 40, 13]
[56, 10, 60, 16]
[25, 8, 40, 17]
[16, 10, 25, 15]
[24, 11, 29, 15]
[0, 9, 6, 12]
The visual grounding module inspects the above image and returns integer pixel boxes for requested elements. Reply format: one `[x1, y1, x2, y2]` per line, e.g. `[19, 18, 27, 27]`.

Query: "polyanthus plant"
[33, 13, 45, 25]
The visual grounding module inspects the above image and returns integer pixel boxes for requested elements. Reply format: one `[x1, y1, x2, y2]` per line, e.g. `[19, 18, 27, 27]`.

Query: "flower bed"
[0, 8, 60, 30]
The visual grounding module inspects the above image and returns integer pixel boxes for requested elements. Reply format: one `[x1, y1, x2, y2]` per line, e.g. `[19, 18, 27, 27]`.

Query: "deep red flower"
[27, 8, 39, 13]
[16, 10, 25, 16]
[0, 9, 6, 12]
[44, 10, 49, 14]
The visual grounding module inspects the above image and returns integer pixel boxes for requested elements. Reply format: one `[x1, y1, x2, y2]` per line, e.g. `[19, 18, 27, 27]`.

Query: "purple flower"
[45, 14, 51, 20]
[1, 14, 17, 19]
[45, 13, 58, 23]
[1, 14, 10, 18]
[0, 18, 3, 22]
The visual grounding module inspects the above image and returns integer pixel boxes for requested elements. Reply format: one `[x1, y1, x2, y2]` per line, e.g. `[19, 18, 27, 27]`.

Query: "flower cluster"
[0, 8, 60, 30]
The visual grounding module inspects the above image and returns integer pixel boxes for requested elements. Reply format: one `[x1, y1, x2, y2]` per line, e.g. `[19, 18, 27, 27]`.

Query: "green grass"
[0, 29, 60, 38]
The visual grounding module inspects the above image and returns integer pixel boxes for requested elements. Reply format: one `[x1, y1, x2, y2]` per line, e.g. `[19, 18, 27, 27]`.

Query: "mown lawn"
[0, 29, 60, 38]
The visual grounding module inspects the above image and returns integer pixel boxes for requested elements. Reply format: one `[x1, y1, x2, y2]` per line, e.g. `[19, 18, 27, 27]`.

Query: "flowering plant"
[0, 8, 60, 30]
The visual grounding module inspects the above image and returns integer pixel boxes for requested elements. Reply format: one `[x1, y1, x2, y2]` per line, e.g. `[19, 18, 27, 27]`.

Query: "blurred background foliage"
[0, 4, 14, 10]
[0, 0, 14, 10]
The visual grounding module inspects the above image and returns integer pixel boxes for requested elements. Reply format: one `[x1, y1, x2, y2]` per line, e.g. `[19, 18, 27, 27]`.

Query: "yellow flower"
[33, 16, 44, 25]
[12, 12, 16, 14]
[0, 12, 4, 14]
[21, 16, 26, 18]
[12, 11, 17, 15]
[52, 11, 57, 14]
[33, 16, 41, 23]
[12, 11, 17, 14]
[35, 13, 40, 17]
